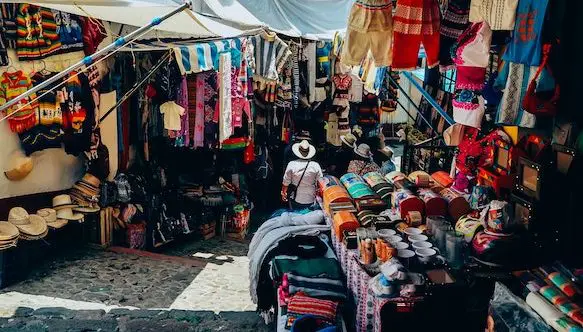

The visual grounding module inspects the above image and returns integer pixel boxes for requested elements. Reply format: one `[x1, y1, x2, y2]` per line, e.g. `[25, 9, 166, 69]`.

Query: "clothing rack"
[0, 1, 191, 122]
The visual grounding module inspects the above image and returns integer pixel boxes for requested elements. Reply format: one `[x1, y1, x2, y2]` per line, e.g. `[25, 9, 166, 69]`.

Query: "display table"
[330, 225, 423, 332]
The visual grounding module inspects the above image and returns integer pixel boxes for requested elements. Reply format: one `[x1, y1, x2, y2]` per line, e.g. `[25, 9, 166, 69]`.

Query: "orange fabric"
[333, 211, 360, 240]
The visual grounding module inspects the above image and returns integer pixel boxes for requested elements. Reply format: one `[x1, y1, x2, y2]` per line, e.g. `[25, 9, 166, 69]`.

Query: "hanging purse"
[522, 44, 560, 116]
[243, 139, 255, 164]
[281, 111, 293, 143]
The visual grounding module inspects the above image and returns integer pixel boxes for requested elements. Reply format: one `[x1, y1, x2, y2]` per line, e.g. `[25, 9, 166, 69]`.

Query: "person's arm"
[282, 163, 293, 202]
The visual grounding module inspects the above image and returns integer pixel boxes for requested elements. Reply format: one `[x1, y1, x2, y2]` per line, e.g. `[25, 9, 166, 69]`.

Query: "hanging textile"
[186, 75, 198, 147]
[173, 38, 245, 76]
[15, 4, 62, 60]
[0, 71, 38, 133]
[176, 76, 189, 146]
[494, 61, 555, 128]
[502, 0, 550, 66]
[61, 71, 95, 156]
[249, 31, 291, 81]
[218, 52, 232, 144]
[0, 4, 17, 49]
[469, 0, 518, 31]
[341, 0, 393, 67]
[303, 42, 316, 103]
[51, 9, 84, 52]
[439, 0, 471, 71]
[193, 73, 205, 148]
[31, 71, 62, 126]
[99, 91, 118, 181]
[392, 0, 441, 71]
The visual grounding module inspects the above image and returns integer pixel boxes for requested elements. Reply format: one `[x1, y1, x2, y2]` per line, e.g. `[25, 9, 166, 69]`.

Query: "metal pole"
[0, 2, 191, 118]
[98, 52, 172, 124]
[388, 74, 438, 133]
[401, 71, 455, 126]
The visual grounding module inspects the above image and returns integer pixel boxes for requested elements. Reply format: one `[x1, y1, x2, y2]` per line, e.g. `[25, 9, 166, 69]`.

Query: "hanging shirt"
[51, 9, 84, 52]
[60, 71, 95, 155]
[16, 4, 61, 60]
[0, 71, 39, 133]
[282, 160, 324, 205]
[469, 0, 518, 31]
[31, 71, 62, 126]
[249, 31, 291, 81]
[502, 0, 549, 66]
[160, 101, 185, 131]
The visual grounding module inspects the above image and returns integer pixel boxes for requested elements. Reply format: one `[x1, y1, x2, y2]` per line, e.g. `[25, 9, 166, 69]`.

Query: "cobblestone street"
[0, 237, 268, 331]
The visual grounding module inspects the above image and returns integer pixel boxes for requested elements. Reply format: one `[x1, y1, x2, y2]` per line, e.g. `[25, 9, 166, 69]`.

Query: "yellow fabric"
[341, 29, 392, 67]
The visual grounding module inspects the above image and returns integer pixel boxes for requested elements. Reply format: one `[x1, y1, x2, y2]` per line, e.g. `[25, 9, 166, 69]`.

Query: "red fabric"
[81, 17, 106, 55]
[393, 0, 440, 35]
[392, 31, 440, 70]
[455, 66, 487, 90]
[287, 294, 338, 322]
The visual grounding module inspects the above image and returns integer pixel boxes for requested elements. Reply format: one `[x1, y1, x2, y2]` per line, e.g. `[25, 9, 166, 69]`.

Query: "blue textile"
[502, 0, 549, 66]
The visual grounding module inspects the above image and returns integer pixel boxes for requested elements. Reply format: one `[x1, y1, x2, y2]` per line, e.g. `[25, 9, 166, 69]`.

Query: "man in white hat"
[281, 140, 323, 210]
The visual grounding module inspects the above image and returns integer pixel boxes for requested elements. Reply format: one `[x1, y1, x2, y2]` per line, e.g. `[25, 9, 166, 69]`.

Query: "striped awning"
[173, 38, 245, 75]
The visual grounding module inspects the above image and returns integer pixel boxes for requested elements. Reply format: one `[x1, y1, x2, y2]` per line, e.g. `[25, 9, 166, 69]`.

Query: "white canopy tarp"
[201, 0, 352, 39]
[19, 1, 263, 39]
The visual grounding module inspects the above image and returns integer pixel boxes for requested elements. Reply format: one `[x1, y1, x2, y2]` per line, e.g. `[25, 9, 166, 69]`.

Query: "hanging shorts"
[392, 32, 440, 70]
[392, 0, 441, 70]
[341, 0, 393, 66]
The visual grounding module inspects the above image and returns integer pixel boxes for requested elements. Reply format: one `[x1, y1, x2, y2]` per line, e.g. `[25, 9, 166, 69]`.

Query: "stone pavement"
[0, 236, 270, 331]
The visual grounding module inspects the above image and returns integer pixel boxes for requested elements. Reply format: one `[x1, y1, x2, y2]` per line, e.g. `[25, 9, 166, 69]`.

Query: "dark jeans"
[289, 201, 313, 210]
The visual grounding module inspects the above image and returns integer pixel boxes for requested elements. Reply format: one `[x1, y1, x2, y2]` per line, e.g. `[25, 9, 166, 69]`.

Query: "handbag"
[287, 161, 310, 203]
[522, 44, 560, 116]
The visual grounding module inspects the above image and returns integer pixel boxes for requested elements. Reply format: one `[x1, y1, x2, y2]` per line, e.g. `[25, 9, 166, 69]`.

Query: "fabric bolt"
[287, 295, 338, 323]
[283, 160, 324, 205]
[0, 71, 38, 133]
[287, 273, 347, 300]
[494, 61, 555, 128]
[347, 160, 381, 176]
[31, 71, 62, 126]
[16, 4, 61, 60]
[502, 0, 549, 66]
[392, 0, 441, 70]
[469, 0, 518, 31]
[439, 0, 471, 71]
[61, 71, 95, 156]
[342, 0, 393, 66]
[249, 31, 291, 81]
[51, 9, 83, 52]
[159, 101, 185, 131]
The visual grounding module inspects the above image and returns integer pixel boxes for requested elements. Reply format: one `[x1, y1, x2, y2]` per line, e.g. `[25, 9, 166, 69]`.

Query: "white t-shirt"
[282, 160, 323, 205]
[160, 101, 185, 131]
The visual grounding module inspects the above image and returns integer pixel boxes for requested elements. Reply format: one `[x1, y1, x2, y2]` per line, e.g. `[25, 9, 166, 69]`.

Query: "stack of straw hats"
[7, 207, 48, 241]
[37, 208, 68, 229]
[69, 173, 101, 213]
[0, 221, 19, 249]
[52, 194, 85, 222]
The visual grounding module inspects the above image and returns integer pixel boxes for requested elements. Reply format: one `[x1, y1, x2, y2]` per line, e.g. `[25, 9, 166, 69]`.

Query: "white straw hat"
[291, 140, 316, 160]
[354, 143, 373, 159]
[8, 207, 48, 237]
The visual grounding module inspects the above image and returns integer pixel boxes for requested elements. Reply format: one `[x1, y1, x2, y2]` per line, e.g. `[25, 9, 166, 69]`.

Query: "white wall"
[0, 121, 84, 199]
[0, 49, 86, 199]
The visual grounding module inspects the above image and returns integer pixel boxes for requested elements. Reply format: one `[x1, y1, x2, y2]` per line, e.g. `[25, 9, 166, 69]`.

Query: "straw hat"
[0, 222, 19, 241]
[354, 143, 373, 159]
[291, 140, 316, 160]
[37, 208, 68, 229]
[52, 194, 78, 210]
[340, 133, 357, 149]
[4, 150, 33, 181]
[8, 207, 48, 237]
[70, 173, 101, 213]
[52, 195, 84, 221]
